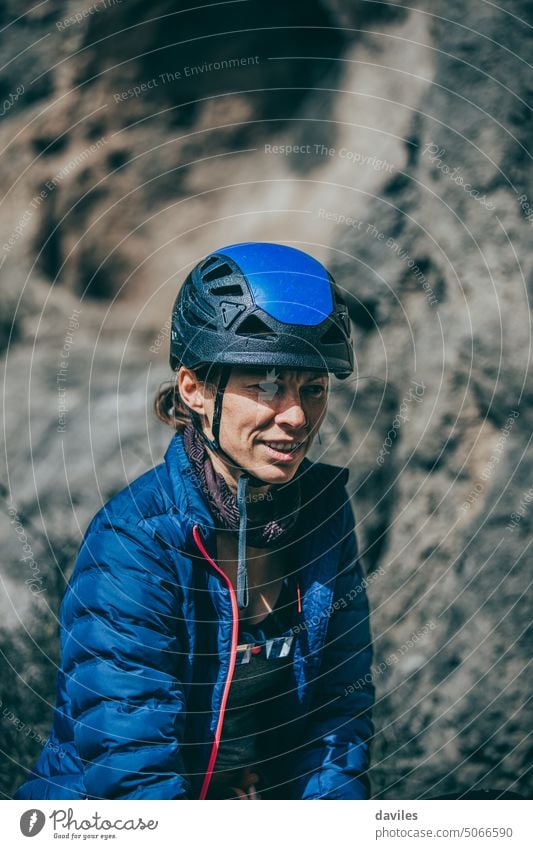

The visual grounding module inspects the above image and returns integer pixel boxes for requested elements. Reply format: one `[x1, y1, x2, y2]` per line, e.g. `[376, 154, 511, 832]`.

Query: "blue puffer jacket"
[15, 433, 374, 800]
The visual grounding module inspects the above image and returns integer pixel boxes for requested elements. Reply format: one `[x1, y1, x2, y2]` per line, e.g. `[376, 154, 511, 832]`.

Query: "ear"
[177, 367, 208, 416]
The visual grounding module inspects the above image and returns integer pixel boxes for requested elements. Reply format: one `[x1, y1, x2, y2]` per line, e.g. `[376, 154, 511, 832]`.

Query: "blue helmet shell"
[220, 242, 333, 326]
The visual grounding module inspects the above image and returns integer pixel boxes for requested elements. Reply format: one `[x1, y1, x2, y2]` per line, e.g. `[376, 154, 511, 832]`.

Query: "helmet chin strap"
[190, 365, 268, 487]
[189, 364, 275, 610]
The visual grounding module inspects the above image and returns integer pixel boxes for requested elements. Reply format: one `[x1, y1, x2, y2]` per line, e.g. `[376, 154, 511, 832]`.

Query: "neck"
[206, 445, 273, 499]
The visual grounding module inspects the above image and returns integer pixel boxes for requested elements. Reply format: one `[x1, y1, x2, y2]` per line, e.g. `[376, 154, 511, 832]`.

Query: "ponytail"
[153, 364, 220, 432]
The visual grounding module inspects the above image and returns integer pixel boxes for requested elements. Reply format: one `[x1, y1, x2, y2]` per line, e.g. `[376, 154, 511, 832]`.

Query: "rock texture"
[0, 0, 531, 799]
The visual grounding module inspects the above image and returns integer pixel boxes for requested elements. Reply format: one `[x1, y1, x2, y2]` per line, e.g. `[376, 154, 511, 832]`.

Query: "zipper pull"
[296, 582, 302, 614]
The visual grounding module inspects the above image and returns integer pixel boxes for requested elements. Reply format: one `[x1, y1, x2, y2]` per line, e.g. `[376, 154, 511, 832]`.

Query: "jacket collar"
[164, 432, 215, 535]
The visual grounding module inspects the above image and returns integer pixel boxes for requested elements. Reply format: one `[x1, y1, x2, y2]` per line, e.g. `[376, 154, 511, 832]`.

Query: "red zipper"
[192, 524, 239, 801]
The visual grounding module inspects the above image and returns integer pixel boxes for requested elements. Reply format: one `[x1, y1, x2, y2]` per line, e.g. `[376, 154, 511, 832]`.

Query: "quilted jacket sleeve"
[60, 517, 191, 799]
[292, 500, 375, 799]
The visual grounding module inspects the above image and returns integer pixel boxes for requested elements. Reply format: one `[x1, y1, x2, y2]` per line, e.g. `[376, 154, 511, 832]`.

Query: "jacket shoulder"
[86, 462, 175, 535]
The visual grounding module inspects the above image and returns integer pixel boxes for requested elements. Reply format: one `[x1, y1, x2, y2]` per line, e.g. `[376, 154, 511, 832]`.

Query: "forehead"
[231, 366, 328, 381]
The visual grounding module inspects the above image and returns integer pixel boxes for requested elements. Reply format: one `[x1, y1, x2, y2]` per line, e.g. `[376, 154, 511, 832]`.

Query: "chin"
[258, 468, 292, 482]
[251, 462, 302, 485]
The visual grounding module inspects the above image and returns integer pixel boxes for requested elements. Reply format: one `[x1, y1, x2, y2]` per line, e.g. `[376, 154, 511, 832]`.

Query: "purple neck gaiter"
[183, 424, 301, 548]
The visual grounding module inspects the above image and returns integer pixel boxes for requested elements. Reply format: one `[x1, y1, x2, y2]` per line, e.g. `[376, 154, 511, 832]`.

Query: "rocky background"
[0, 0, 531, 799]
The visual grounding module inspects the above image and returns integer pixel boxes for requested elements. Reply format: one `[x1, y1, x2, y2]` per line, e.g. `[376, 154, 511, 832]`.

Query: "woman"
[15, 241, 374, 800]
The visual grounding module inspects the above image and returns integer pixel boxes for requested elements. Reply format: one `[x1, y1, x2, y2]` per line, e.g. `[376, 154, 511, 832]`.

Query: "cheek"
[221, 397, 265, 437]
[308, 398, 328, 423]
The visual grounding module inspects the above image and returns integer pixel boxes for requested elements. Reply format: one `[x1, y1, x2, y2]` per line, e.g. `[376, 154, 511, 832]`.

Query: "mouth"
[259, 440, 306, 462]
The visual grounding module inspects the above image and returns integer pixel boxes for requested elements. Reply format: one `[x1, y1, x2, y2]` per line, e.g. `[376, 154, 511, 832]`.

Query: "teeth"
[264, 441, 302, 452]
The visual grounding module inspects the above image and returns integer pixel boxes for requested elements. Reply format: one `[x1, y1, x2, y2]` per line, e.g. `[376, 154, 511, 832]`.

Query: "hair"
[153, 363, 220, 433]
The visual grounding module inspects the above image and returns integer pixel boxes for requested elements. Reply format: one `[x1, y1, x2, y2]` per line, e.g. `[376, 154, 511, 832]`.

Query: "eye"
[302, 385, 326, 397]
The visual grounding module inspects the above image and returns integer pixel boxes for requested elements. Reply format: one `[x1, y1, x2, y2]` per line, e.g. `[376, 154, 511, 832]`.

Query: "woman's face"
[180, 366, 329, 489]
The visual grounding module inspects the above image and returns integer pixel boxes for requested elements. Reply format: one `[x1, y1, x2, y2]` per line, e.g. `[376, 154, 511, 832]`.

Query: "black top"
[211, 579, 296, 783]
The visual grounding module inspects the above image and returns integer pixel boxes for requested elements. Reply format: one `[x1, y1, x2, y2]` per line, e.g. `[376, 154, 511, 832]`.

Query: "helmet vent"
[321, 322, 344, 344]
[189, 286, 216, 317]
[203, 263, 233, 283]
[210, 283, 243, 297]
[236, 314, 276, 339]
[187, 309, 217, 330]
[200, 256, 220, 271]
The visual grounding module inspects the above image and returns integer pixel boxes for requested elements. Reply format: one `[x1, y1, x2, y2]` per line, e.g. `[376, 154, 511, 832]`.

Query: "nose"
[274, 387, 308, 431]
